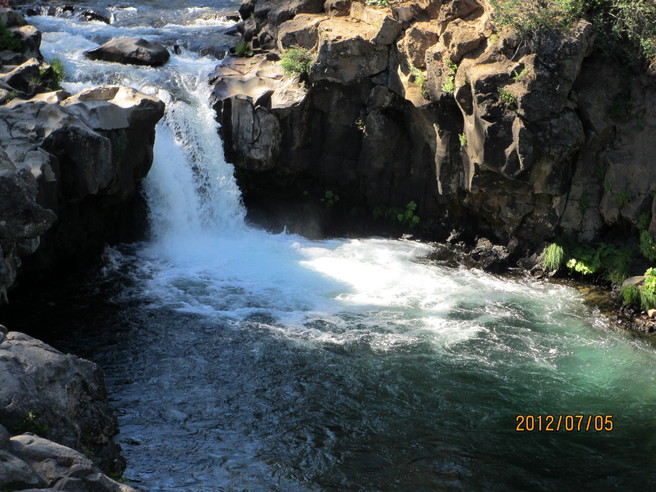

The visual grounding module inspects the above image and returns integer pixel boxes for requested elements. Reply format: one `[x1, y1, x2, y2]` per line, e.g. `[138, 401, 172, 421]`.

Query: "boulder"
[277, 13, 327, 51]
[0, 8, 27, 28]
[396, 21, 439, 69]
[9, 435, 134, 492]
[324, 0, 351, 17]
[311, 17, 389, 84]
[0, 58, 50, 96]
[84, 37, 170, 67]
[211, 55, 308, 170]
[350, 1, 401, 45]
[0, 332, 125, 474]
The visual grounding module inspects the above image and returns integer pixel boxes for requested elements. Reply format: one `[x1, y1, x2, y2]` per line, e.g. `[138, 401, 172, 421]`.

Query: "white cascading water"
[28, 4, 656, 490]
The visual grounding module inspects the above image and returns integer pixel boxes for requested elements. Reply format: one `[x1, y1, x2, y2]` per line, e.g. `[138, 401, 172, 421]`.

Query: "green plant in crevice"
[280, 46, 313, 77]
[614, 189, 634, 208]
[458, 132, 467, 148]
[397, 201, 421, 228]
[13, 412, 48, 436]
[543, 242, 565, 271]
[48, 58, 65, 90]
[365, 0, 391, 7]
[320, 189, 340, 207]
[640, 230, 656, 262]
[498, 87, 517, 109]
[512, 65, 529, 82]
[441, 60, 458, 94]
[411, 66, 429, 99]
[638, 212, 651, 232]
[234, 40, 253, 58]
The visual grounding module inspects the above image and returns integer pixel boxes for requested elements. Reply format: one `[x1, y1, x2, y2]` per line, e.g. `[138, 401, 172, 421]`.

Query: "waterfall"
[25, 4, 656, 491]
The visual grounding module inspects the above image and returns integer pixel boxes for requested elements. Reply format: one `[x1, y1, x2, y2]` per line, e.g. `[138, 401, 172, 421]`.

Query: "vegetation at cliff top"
[490, 0, 656, 63]
[280, 47, 313, 77]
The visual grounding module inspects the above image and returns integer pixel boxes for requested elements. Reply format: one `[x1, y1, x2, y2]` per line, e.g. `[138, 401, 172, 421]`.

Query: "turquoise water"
[20, 2, 656, 490]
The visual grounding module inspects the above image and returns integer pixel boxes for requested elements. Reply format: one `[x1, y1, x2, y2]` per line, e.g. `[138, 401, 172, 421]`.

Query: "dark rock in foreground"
[84, 37, 171, 67]
[0, 330, 124, 474]
[0, 327, 135, 490]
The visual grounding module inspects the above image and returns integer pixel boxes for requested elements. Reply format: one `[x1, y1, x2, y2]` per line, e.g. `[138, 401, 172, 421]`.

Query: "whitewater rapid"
[26, 4, 656, 490]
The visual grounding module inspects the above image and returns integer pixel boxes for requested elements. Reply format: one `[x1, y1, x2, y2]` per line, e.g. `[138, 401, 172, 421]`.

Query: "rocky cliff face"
[0, 326, 135, 491]
[213, 0, 656, 253]
[0, 9, 165, 302]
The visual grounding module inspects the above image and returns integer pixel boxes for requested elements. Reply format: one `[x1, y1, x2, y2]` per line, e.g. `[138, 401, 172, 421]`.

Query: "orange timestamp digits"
[515, 414, 614, 432]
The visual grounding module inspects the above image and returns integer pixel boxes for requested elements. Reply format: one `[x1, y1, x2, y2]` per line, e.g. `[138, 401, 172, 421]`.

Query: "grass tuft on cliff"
[280, 47, 313, 77]
[49, 58, 65, 90]
[490, 0, 656, 64]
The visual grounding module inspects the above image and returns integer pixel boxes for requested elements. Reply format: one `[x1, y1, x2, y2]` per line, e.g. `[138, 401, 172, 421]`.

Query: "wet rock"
[9, 435, 134, 492]
[81, 9, 111, 24]
[469, 237, 510, 272]
[84, 37, 170, 67]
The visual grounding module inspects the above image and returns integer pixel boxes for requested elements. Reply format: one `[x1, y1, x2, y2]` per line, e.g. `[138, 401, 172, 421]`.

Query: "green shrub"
[638, 213, 651, 232]
[640, 230, 656, 262]
[49, 58, 65, 89]
[512, 66, 529, 81]
[0, 21, 21, 52]
[622, 284, 640, 305]
[13, 412, 48, 436]
[458, 132, 467, 148]
[441, 60, 457, 94]
[320, 189, 340, 207]
[498, 88, 517, 109]
[604, 245, 632, 284]
[235, 40, 253, 58]
[411, 66, 429, 98]
[397, 201, 421, 228]
[490, 0, 656, 64]
[365, 0, 391, 6]
[280, 47, 313, 77]
[543, 242, 565, 271]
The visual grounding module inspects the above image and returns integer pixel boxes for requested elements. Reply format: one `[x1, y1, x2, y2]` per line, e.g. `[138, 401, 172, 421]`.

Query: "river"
[12, 1, 656, 490]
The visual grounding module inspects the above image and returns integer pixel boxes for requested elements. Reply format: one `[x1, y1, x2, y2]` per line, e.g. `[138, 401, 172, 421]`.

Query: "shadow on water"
[3, 2, 656, 490]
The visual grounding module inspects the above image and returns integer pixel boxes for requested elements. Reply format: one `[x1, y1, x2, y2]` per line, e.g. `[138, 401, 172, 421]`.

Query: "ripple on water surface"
[21, 3, 656, 490]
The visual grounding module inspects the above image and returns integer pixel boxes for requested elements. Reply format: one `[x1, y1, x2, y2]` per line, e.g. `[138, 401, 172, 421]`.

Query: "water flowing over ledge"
[2, 2, 656, 490]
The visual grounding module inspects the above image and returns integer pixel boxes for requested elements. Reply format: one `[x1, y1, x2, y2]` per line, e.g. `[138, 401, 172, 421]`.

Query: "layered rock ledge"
[212, 0, 656, 258]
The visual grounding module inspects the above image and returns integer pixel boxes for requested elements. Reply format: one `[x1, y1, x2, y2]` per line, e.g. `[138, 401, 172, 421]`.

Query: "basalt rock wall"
[0, 8, 165, 302]
[213, 0, 656, 253]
